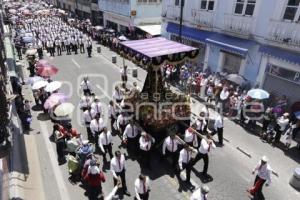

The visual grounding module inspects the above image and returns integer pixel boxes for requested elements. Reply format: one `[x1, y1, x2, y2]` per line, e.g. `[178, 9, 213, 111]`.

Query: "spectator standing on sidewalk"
[247, 156, 272, 199]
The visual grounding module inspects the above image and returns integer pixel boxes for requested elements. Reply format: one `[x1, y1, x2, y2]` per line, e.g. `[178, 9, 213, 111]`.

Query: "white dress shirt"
[162, 136, 181, 154]
[220, 89, 229, 100]
[198, 139, 216, 154]
[110, 154, 126, 179]
[135, 177, 150, 199]
[98, 131, 112, 153]
[139, 136, 155, 151]
[113, 90, 123, 101]
[123, 124, 139, 139]
[82, 109, 96, 125]
[91, 102, 103, 115]
[117, 114, 128, 130]
[277, 117, 289, 131]
[108, 104, 117, 118]
[253, 160, 272, 185]
[214, 115, 224, 130]
[184, 129, 198, 147]
[90, 118, 105, 135]
[196, 119, 206, 132]
[190, 188, 207, 200]
[79, 96, 92, 108]
[80, 80, 92, 91]
[178, 148, 193, 170]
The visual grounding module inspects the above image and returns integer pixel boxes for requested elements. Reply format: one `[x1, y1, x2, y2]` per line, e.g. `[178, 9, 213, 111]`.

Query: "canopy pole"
[179, 0, 184, 43]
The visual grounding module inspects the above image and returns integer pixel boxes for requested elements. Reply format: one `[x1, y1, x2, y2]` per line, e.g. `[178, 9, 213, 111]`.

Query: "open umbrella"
[44, 93, 68, 109]
[37, 65, 58, 77]
[118, 35, 128, 41]
[247, 89, 270, 100]
[45, 81, 62, 93]
[54, 103, 74, 116]
[32, 80, 48, 90]
[25, 48, 37, 55]
[26, 76, 44, 85]
[36, 59, 50, 68]
[226, 74, 246, 85]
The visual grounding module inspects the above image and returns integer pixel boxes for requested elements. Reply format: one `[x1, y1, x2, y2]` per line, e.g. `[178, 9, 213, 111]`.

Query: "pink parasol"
[37, 65, 58, 77]
[36, 59, 50, 68]
[44, 93, 68, 109]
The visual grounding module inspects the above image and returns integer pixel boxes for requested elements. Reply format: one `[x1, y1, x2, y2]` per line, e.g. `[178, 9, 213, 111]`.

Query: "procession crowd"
[4, 1, 296, 200]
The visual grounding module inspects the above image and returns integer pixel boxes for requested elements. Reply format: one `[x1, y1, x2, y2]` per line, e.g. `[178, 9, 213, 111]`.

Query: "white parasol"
[25, 49, 37, 55]
[32, 80, 48, 90]
[54, 103, 74, 116]
[45, 81, 62, 93]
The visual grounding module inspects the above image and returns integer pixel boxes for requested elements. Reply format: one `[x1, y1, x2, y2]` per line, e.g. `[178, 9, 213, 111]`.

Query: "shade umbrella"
[118, 35, 128, 41]
[226, 74, 246, 85]
[26, 76, 44, 85]
[44, 93, 68, 109]
[54, 103, 74, 116]
[25, 49, 37, 56]
[36, 59, 50, 68]
[32, 80, 48, 90]
[37, 65, 58, 77]
[45, 81, 62, 93]
[247, 89, 270, 100]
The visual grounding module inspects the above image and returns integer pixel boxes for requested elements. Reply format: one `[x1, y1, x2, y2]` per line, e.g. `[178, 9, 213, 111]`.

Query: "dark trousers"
[56, 138, 65, 162]
[113, 170, 127, 191]
[87, 47, 92, 57]
[217, 127, 223, 145]
[85, 124, 93, 141]
[87, 185, 102, 199]
[140, 149, 151, 169]
[80, 44, 85, 53]
[127, 137, 138, 155]
[74, 45, 78, 54]
[182, 162, 192, 182]
[274, 128, 282, 143]
[102, 144, 113, 159]
[136, 192, 149, 200]
[165, 150, 179, 169]
[56, 46, 61, 55]
[192, 152, 209, 174]
[110, 117, 116, 132]
[66, 45, 71, 54]
[50, 47, 55, 56]
[94, 131, 100, 151]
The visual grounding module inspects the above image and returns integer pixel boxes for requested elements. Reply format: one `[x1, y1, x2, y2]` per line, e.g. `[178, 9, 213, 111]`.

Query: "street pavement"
[13, 41, 300, 200]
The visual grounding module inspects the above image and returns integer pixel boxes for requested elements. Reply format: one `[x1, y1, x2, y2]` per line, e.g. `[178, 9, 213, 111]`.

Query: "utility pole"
[178, 0, 184, 43]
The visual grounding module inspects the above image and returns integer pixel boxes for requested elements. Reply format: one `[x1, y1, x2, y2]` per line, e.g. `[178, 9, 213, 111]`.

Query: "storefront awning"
[166, 22, 213, 43]
[138, 25, 161, 36]
[259, 45, 300, 65]
[206, 34, 257, 57]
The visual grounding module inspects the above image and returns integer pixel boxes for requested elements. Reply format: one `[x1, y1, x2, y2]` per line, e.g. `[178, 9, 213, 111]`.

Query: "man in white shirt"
[195, 113, 207, 134]
[162, 134, 182, 169]
[99, 127, 113, 161]
[219, 87, 229, 112]
[91, 96, 103, 116]
[214, 114, 224, 146]
[82, 107, 96, 141]
[247, 156, 272, 199]
[80, 76, 92, 95]
[113, 86, 123, 104]
[90, 113, 105, 149]
[184, 126, 198, 148]
[117, 112, 128, 135]
[191, 134, 216, 176]
[123, 121, 139, 156]
[134, 174, 150, 200]
[80, 94, 92, 111]
[139, 132, 155, 169]
[108, 100, 117, 131]
[190, 185, 209, 200]
[110, 151, 131, 196]
[179, 144, 197, 186]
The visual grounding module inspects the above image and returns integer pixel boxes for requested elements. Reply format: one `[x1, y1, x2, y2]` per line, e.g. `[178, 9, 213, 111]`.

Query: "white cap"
[261, 155, 268, 162]
[201, 185, 209, 194]
[89, 165, 100, 175]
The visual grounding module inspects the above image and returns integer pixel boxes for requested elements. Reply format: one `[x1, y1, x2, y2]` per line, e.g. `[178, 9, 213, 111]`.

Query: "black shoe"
[124, 190, 131, 196]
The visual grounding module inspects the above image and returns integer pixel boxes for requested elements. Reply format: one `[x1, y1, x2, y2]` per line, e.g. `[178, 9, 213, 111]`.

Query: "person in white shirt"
[80, 76, 92, 95]
[79, 37, 85, 53]
[113, 86, 123, 104]
[90, 113, 105, 148]
[110, 151, 131, 196]
[134, 174, 150, 200]
[214, 114, 224, 145]
[191, 134, 216, 176]
[91, 96, 103, 115]
[117, 112, 128, 135]
[219, 87, 229, 112]
[184, 125, 198, 148]
[123, 121, 139, 155]
[82, 107, 96, 141]
[139, 132, 155, 169]
[195, 114, 207, 134]
[162, 134, 182, 169]
[247, 156, 272, 198]
[179, 144, 197, 186]
[274, 112, 290, 144]
[190, 185, 209, 200]
[55, 38, 61, 56]
[79, 94, 92, 111]
[99, 127, 113, 161]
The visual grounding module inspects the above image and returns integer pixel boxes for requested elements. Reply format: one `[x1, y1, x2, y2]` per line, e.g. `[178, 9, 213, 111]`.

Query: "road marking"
[71, 58, 81, 68]
[39, 121, 71, 200]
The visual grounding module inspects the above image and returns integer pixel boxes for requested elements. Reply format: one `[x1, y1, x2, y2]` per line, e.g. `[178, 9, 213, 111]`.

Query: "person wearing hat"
[162, 134, 182, 170]
[82, 107, 96, 141]
[274, 112, 290, 144]
[190, 185, 209, 200]
[179, 144, 197, 187]
[134, 174, 151, 200]
[84, 164, 106, 199]
[110, 151, 131, 196]
[91, 96, 103, 116]
[139, 132, 155, 169]
[99, 127, 113, 162]
[123, 120, 139, 156]
[247, 156, 272, 199]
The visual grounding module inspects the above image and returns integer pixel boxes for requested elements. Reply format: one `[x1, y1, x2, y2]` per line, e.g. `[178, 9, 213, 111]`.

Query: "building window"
[222, 52, 243, 74]
[200, 0, 215, 11]
[234, 0, 256, 16]
[283, 0, 300, 21]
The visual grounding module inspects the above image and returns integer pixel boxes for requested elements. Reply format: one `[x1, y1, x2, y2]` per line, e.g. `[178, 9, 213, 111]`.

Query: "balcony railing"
[164, 5, 180, 20]
[268, 19, 300, 46]
[191, 9, 215, 29]
[223, 14, 255, 37]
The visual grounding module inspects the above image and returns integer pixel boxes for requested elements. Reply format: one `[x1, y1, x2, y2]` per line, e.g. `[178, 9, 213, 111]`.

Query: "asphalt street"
[18, 43, 300, 200]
